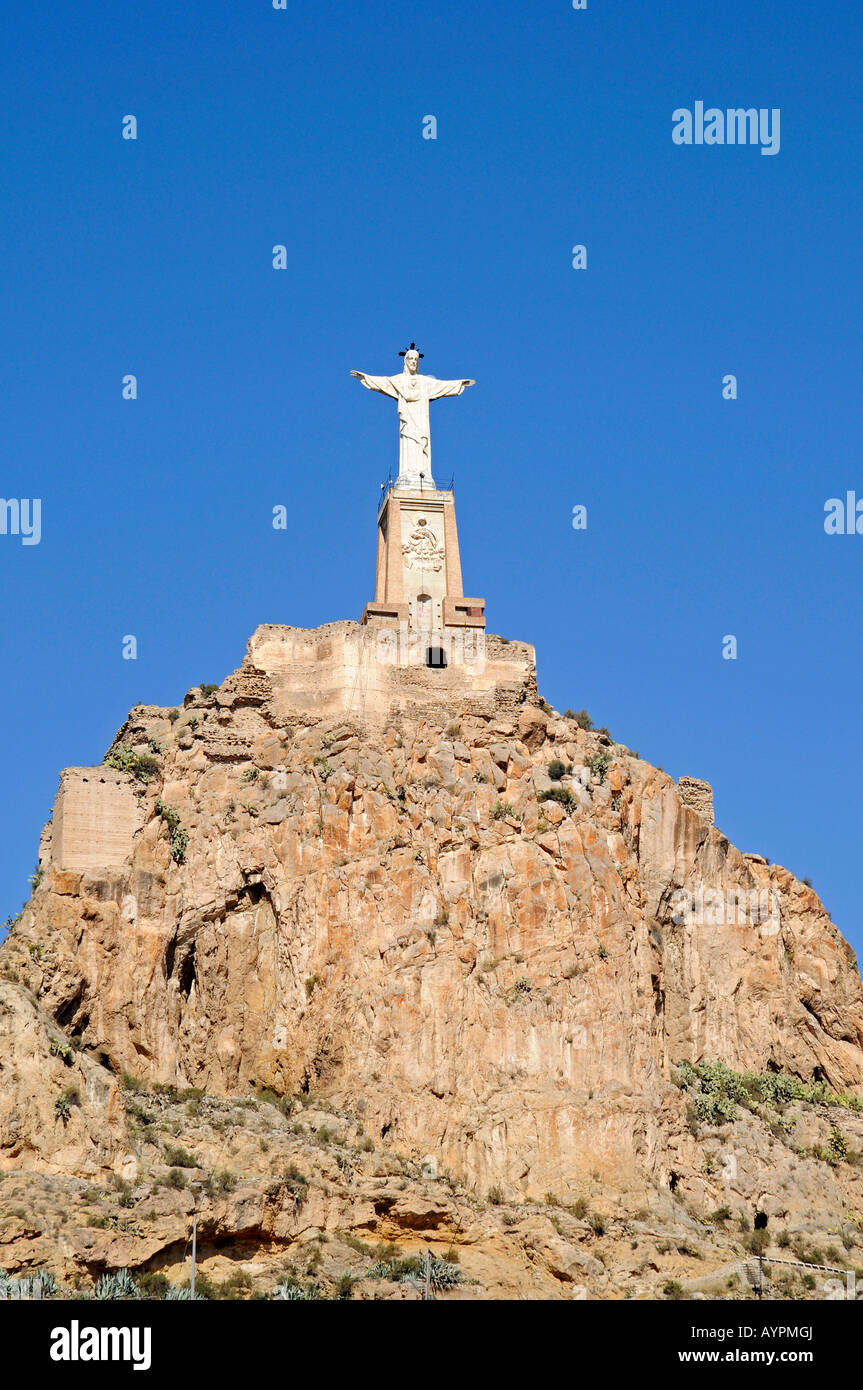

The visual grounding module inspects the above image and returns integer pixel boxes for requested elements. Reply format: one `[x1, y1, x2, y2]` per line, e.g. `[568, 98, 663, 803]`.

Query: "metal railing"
[377, 473, 455, 509]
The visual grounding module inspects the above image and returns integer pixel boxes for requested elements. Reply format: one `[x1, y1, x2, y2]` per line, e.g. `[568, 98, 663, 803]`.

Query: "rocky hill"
[2, 631, 863, 1300]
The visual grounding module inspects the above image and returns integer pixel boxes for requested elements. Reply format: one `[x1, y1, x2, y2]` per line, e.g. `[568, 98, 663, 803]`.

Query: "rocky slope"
[2, 639, 863, 1298]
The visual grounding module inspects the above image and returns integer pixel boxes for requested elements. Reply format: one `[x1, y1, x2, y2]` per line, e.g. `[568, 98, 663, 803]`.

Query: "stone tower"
[361, 479, 486, 638]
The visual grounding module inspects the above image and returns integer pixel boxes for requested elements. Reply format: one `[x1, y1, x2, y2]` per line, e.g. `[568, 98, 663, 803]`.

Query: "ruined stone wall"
[246, 622, 538, 721]
[51, 768, 145, 871]
[677, 776, 715, 825]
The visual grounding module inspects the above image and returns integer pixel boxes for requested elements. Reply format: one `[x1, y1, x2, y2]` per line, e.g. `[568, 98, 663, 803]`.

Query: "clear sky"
[1, 1, 861, 954]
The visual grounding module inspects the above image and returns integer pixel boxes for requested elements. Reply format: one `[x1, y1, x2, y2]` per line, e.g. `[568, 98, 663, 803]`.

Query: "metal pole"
[191, 1211, 197, 1297]
[424, 1249, 431, 1301]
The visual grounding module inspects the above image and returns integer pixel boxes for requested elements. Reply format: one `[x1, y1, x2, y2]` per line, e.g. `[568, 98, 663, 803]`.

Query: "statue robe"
[357, 371, 468, 486]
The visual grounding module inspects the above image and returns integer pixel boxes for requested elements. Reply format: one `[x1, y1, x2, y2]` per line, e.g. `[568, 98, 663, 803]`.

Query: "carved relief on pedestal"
[402, 517, 445, 572]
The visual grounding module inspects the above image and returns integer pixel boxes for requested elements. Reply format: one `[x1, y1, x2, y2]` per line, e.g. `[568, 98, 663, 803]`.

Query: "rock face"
[3, 623, 863, 1295]
[0, 980, 125, 1177]
[6, 629, 863, 1189]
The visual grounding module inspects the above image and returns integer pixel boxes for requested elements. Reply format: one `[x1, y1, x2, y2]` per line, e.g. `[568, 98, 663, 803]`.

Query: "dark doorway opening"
[178, 943, 196, 1000]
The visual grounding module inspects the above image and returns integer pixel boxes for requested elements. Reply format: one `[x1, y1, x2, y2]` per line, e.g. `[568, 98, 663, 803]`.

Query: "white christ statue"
[351, 344, 475, 488]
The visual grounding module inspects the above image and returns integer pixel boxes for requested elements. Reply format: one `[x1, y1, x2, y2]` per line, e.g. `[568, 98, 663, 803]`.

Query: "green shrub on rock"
[103, 746, 161, 783]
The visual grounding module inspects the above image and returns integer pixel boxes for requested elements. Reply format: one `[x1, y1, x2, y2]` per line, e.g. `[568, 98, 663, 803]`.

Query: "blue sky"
[1, 1, 861, 953]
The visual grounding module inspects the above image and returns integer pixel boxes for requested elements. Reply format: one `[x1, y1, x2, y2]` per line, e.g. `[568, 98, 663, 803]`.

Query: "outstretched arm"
[428, 377, 476, 399]
[350, 370, 398, 398]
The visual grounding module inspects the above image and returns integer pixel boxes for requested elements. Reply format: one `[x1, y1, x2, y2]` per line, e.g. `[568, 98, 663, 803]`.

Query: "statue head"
[399, 342, 423, 376]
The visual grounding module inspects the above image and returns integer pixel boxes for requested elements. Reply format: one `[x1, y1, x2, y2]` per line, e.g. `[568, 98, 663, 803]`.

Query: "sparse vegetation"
[676, 1059, 863, 1127]
[103, 745, 160, 783]
[817, 1126, 850, 1166]
[94, 1268, 138, 1300]
[366, 1255, 464, 1291]
[169, 827, 188, 862]
[565, 709, 593, 730]
[155, 799, 188, 865]
[138, 1271, 170, 1298]
[54, 1086, 80, 1124]
[587, 750, 610, 782]
[0, 1269, 59, 1300]
[539, 786, 577, 812]
[49, 1038, 74, 1065]
[272, 1279, 321, 1301]
[163, 1144, 198, 1168]
[745, 1229, 770, 1255]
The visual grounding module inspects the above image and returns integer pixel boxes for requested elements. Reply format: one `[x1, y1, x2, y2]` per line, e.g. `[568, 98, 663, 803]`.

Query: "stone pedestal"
[361, 485, 485, 638]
